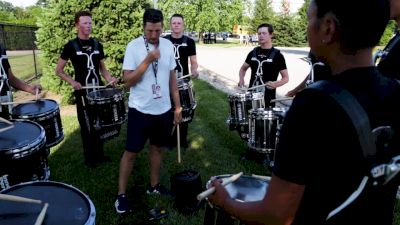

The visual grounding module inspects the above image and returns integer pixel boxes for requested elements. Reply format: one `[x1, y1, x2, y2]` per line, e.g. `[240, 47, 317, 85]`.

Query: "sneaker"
[115, 194, 133, 214]
[146, 183, 171, 196]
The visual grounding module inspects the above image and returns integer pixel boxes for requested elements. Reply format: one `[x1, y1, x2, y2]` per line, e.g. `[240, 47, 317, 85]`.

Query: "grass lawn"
[47, 78, 268, 225]
[8, 53, 42, 81]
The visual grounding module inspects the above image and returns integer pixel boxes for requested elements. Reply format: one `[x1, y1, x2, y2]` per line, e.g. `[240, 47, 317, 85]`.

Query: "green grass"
[47, 79, 267, 225]
[8, 53, 42, 81]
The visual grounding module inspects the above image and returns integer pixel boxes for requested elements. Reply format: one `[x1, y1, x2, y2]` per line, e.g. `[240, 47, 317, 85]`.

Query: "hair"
[170, 13, 184, 23]
[74, 11, 92, 24]
[313, 0, 389, 50]
[143, 8, 164, 27]
[257, 23, 274, 34]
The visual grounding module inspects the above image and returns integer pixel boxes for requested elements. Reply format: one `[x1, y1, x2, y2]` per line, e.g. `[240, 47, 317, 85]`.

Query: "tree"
[36, 0, 149, 103]
[250, 0, 276, 33]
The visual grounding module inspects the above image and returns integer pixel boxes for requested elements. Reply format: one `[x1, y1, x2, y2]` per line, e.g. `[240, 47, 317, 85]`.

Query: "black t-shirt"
[163, 35, 196, 76]
[308, 51, 331, 82]
[378, 32, 400, 80]
[245, 47, 286, 102]
[60, 37, 105, 86]
[274, 67, 400, 225]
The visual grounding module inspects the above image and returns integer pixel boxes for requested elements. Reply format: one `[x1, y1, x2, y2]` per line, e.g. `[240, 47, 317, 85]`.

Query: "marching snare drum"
[11, 99, 64, 148]
[86, 88, 127, 128]
[227, 91, 265, 129]
[0, 181, 96, 225]
[248, 108, 279, 153]
[0, 120, 49, 190]
[177, 80, 196, 123]
[203, 174, 270, 225]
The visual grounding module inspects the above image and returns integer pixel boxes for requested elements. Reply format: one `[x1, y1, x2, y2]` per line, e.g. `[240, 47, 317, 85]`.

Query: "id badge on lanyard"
[143, 36, 162, 100]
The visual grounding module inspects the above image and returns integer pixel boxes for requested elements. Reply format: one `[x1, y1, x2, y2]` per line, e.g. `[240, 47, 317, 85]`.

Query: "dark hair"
[313, 0, 389, 50]
[257, 23, 274, 34]
[74, 11, 92, 24]
[143, 8, 164, 27]
[170, 13, 184, 22]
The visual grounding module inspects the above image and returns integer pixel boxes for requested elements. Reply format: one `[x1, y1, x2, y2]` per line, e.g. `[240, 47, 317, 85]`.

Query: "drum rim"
[0, 180, 96, 225]
[11, 99, 59, 118]
[86, 88, 123, 102]
[0, 120, 46, 158]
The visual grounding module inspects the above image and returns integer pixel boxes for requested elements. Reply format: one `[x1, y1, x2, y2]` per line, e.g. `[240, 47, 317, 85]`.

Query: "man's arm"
[8, 68, 41, 94]
[99, 59, 117, 85]
[238, 62, 250, 87]
[169, 69, 182, 124]
[189, 55, 199, 78]
[55, 58, 82, 90]
[266, 69, 289, 90]
[124, 49, 159, 88]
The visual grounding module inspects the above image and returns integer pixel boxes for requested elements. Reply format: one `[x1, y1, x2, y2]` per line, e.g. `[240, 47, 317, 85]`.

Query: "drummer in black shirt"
[55, 11, 117, 167]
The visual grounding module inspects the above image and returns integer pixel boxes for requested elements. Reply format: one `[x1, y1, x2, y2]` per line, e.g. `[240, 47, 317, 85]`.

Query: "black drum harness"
[374, 31, 400, 65]
[165, 35, 188, 79]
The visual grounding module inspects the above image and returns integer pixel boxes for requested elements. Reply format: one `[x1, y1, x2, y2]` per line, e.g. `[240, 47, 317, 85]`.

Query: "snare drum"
[86, 88, 127, 128]
[11, 99, 64, 148]
[227, 91, 264, 129]
[0, 181, 96, 225]
[248, 108, 279, 153]
[203, 174, 270, 225]
[0, 120, 49, 190]
[177, 80, 196, 123]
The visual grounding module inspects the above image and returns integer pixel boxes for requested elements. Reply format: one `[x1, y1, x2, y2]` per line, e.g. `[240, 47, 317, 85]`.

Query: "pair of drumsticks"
[0, 193, 48, 225]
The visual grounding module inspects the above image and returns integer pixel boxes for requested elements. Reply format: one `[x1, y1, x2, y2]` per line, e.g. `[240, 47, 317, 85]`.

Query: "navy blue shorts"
[125, 107, 173, 152]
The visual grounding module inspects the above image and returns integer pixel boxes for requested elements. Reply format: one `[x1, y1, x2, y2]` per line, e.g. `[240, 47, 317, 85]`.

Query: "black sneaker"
[115, 194, 133, 214]
[146, 183, 171, 196]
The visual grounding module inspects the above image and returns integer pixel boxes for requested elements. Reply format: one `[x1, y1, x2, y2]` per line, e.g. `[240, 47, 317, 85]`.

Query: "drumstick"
[81, 85, 106, 89]
[247, 83, 269, 91]
[35, 88, 39, 100]
[177, 74, 192, 80]
[270, 97, 294, 103]
[197, 172, 243, 201]
[34, 202, 49, 225]
[0, 117, 13, 125]
[0, 193, 42, 204]
[251, 174, 271, 181]
[177, 124, 181, 163]
[171, 124, 176, 136]
[0, 100, 36, 105]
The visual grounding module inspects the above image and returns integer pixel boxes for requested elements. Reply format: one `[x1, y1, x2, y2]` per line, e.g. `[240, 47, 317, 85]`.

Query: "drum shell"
[170, 170, 203, 214]
[0, 181, 96, 225]
[86, 88, 127, 128]
[0, 120, 50, 190]
[11, 99, 64, 148]
[248, 108, 279, 153]
[175, 80, 196, 123]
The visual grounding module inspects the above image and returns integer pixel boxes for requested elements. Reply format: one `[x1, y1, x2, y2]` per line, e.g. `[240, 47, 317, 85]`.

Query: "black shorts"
[125, 107, 173, 152]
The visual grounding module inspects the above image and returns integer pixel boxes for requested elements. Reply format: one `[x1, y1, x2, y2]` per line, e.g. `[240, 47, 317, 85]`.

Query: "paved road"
[196, 45, 311, 103]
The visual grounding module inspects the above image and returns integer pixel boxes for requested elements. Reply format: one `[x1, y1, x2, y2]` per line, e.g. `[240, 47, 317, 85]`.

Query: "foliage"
[250, 0, 276, 34]
[36, 0, 149, 104]
[380, 20, 397, 46]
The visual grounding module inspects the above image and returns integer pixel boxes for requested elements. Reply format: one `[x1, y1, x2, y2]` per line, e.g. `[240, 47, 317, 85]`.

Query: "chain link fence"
[0, 23, 41, 81]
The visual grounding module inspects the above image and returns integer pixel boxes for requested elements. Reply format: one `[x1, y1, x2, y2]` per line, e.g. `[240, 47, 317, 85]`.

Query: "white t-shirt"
[123, 36, 176, 115]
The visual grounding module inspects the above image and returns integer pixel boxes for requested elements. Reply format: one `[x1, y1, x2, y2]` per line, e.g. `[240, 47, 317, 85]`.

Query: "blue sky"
[3, 0, 37, 8]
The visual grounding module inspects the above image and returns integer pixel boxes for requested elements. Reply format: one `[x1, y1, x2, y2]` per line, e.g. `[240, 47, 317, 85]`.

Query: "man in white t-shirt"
[115, 8, 182, 214]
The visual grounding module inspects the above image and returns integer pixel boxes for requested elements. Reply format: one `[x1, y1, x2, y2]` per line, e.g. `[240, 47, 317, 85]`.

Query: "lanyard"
[143, 36, 159, 84]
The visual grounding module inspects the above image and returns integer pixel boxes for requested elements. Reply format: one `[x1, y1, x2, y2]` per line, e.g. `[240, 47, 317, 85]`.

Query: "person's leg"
[118, 151, 138, 195]
[179, 122, 189, 148]
[149, 145, 162, 187]
[75, 92, 94, 164]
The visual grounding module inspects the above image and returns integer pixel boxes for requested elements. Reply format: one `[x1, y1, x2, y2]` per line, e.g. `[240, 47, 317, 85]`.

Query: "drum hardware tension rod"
[270, 97, 294, 103]
[177, 74, 193, 80]
[0, 193, 42, 204]
[197, 172, 243, 201]
[34, 202, 49, 225]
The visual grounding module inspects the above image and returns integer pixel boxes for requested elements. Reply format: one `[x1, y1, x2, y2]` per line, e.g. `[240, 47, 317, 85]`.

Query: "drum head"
[11, 99, 58, 118]
[207, 175, 269, 202]
[87, 88, 122, 100]
[0, 120, 44, 152]
[0, 181, 95, 225]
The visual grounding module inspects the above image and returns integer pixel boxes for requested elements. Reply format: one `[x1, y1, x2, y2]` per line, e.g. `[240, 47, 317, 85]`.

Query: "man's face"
[170, 17, 184, 34]
[76, 16, 92, 36]
[307, 0, 324, 60]
[144, 22, 163, 44]
[257, 27, 272, 45]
